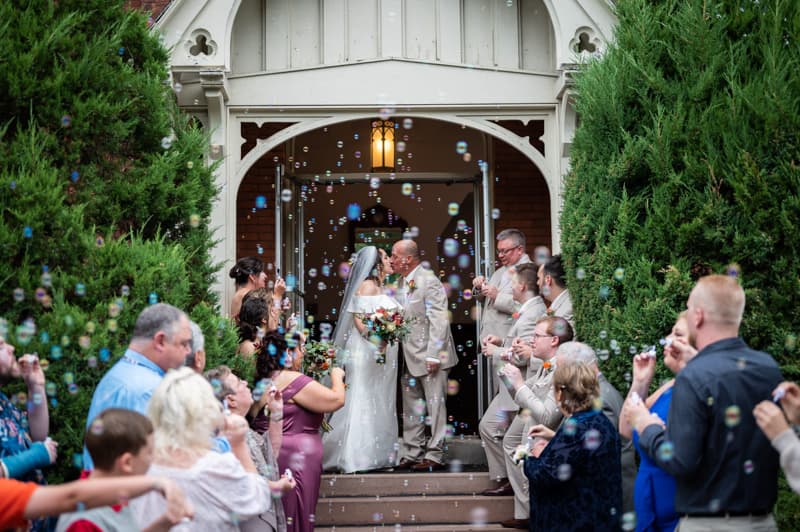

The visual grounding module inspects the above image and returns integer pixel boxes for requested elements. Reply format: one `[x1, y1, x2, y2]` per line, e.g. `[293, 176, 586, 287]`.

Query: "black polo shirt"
[639, 337, 783, 515]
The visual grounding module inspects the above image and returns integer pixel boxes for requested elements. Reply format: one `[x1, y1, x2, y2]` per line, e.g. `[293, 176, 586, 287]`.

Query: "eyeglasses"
[497, 245, 521, 256]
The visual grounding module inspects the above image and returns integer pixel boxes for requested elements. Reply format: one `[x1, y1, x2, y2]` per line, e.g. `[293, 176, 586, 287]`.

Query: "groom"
[390, 239, 457, 472]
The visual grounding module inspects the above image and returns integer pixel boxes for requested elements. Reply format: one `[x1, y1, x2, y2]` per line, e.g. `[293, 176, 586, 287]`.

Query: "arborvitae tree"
[0, 0, 238, 481]
[561, 0, 800, 526]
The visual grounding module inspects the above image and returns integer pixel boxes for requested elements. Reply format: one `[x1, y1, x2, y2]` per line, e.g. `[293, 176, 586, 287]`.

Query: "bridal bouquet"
[302, 340, 337, 382]
[358, 307, 414, 364]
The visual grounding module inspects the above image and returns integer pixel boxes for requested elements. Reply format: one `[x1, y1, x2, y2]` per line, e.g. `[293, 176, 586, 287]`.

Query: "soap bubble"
[447, 203, 459, 216]
[557, 463, 572, 481]
[491, 208, 500, 220]
[657, 441, 675, 461]
[456, 141, 468, 155]
[443, 238, 459, 257]
[161, 136, 173, 150]
[61, 115, 72, 127]
[396, 141, 406, 153]
[148, 292, 159, 305]
[281, 189, 292, 202]
[613, 268, 625, 282]
[347, 203, 361, 220]
[256, 195, 267, 209]
[724, 405, 741, 427]
[401, 183, 413, 195]
[402, 118, 413, 129]
[583, 429, 601, 450]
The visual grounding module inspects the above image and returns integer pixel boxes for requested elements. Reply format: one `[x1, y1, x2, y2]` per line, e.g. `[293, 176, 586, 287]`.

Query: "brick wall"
[492, 137, 552, 256]
[125, 0, 171, 18]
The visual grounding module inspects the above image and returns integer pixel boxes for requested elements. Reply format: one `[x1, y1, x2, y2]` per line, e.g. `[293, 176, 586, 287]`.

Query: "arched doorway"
[234, 116, 551, 430]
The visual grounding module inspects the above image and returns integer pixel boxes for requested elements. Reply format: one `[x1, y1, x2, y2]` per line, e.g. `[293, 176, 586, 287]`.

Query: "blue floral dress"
[0, 391, 50, 531]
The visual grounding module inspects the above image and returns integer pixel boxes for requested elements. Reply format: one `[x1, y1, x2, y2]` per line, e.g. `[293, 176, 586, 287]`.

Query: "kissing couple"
[321, 239, 457, 473]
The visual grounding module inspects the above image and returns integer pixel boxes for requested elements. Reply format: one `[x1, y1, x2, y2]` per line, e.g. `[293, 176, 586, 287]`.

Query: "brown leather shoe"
[481, 480, 513, 496]
[395, 458, 418, 470]
[500, 518, 529, 529]
[410, 459, 445, 471]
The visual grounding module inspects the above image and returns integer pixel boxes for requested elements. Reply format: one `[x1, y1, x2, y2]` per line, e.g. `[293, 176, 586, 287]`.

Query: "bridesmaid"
[254, 331, 346, 532]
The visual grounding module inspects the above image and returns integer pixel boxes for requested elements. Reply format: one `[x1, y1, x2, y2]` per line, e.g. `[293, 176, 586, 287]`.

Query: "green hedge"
[0, 0, 239, 482]
[561, 0, 800, 528]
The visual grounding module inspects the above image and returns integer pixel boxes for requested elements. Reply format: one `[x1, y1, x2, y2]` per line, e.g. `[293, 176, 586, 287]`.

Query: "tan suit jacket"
[478, 254, 532, 340]
[491, 296, 547, 410]
[547, 289, 575, 335]
[400, 266, 457, 378]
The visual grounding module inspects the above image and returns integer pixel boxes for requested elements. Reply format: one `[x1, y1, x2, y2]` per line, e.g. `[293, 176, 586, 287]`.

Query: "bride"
[322, 246, 400, 473]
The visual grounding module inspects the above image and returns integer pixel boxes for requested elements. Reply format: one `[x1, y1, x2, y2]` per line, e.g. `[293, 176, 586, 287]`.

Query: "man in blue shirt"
[625, 275, 782, 531]
[83, 303, 192, 470]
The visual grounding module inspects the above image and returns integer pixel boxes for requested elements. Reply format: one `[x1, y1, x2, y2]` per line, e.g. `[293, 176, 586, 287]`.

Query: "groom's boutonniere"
[542, 360, 554, 373]
[545, 306, 554, 316]
[407, 279, 416, 293]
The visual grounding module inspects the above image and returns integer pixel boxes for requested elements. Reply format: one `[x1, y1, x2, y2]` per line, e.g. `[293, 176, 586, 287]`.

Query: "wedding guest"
[1, 476, 189, 530]
[0, 337, 57, 532]
[255, 331, 345, 532]
[186, 321, 206, 373]
[472, 229, 532, 484]
[629, 275, 782, 530]
[230, 257, 268, 319]
[754, 381, 800, 494]
[238, 292, 271, 359]
[524, 357, 622, 531]
[619, 313, 697, 532]
[206, 365, 295, 532]
[56, 409, 192, 531]
[83, 303, 192, 470]
[131, 367, 271, 531]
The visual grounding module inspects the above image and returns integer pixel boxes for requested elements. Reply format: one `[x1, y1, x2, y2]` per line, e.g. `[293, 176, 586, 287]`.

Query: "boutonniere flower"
[546, 307, 554, 316]
[543, 360, 553, 372]
[407, 280, 416, 292]
[512, 312, 520, 320]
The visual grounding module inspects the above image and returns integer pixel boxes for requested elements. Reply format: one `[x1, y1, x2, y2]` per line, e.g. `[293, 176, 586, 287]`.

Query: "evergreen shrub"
[0, 0, 238, 482]
[561, 0, 800, 527]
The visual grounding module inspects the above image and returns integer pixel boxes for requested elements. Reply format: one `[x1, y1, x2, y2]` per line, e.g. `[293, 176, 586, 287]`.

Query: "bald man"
[626, 275, 782, 531]
[390, 239, 457, 471]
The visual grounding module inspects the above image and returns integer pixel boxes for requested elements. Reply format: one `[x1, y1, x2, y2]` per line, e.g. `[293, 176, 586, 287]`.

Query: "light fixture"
[371, 120, 395, 172]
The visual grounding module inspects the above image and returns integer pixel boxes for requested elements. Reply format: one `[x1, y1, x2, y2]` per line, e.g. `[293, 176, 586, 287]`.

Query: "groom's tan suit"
[399, 265, 457, 465]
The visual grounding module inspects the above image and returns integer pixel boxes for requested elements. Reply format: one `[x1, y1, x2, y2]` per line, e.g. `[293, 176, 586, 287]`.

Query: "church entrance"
[235, 116, 552, 433]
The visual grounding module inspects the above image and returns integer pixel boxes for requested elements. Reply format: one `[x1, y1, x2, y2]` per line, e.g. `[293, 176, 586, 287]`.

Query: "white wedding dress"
[322, 293, 400, 473]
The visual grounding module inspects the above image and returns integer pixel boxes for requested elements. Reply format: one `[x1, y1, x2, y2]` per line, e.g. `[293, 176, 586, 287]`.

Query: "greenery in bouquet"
[358, 308, 413, 364]
[302, 339, 337, 381]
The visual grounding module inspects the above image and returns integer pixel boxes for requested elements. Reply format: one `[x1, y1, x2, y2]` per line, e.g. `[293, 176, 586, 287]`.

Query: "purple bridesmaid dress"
[277, 374, 324, 532]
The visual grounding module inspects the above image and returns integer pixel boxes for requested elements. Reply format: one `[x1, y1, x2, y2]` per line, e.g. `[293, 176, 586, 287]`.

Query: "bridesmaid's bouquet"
[358, 307, 414, 364]
[302, 340, 337, 382]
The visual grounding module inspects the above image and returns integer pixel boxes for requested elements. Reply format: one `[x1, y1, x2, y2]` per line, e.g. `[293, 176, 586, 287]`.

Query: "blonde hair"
[553, 359, 599, 415]
[692, 275, 745, 327]
[148, 367, 223, 453]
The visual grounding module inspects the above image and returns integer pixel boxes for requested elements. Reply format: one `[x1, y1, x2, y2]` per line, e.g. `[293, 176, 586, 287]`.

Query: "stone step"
[315, 525, 508, 532]
[315, 495, 513, 527]
[320, 472, 501, 498]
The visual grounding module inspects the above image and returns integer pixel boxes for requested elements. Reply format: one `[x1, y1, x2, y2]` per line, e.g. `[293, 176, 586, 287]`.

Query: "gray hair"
[186, 320, 205, 367]
[555, 341, 597, 365]
[131, 303, 187, 342]
[497, 228, 525, 248]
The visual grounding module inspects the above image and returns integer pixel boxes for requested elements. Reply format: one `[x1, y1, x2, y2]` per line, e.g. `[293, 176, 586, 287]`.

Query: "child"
[56, 408, 192, 531]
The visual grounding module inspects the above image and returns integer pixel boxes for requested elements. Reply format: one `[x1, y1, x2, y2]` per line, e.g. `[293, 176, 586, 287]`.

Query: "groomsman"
[536, 254, 574, 332]
[390, 239, 457, 472]
[479, 263, 546, 489]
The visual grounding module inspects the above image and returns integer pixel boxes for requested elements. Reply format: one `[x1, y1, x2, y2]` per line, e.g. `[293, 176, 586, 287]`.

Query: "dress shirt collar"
[517, 295, 543, 315]
[122, 348, 166, 377]
[404, 264, 423, 284]
[548, 289, 569, 311]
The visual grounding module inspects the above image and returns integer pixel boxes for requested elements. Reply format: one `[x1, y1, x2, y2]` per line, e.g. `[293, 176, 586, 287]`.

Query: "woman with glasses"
[620, 313, 697, 532]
